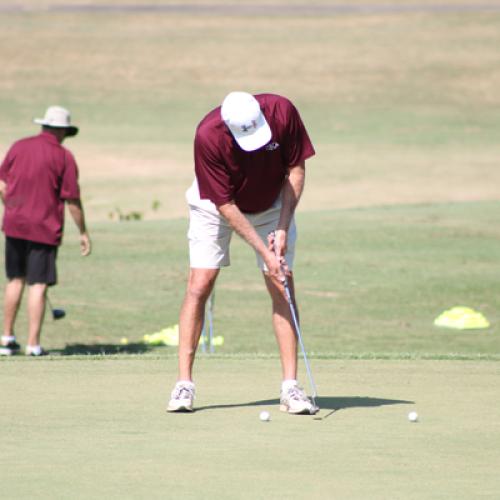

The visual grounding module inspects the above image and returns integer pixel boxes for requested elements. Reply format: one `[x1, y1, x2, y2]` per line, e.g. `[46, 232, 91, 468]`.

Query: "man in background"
[167, 92, 317, 414]
[0, 106, 91, 356]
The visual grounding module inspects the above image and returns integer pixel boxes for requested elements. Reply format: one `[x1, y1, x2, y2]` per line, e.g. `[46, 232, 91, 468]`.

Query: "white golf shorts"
[186, 180, 296, 270]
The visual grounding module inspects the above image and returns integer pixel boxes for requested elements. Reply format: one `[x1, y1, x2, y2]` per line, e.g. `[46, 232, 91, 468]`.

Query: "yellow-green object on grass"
[143, 324, 179, 346]
[434, 307, 490, 330]
[144, 325, 225, 347]
[200, 334, 225, 347]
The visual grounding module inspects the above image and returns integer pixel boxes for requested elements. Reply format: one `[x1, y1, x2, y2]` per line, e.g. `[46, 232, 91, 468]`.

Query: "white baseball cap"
[221, 92, 271, 151]
[34, 106, 79, 137]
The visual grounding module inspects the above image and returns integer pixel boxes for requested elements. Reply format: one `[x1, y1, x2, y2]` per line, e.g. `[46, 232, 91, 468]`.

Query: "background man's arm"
[217, 202, 282, 279]
[66, 199, 91, 256]
[0, 180, 6, 204]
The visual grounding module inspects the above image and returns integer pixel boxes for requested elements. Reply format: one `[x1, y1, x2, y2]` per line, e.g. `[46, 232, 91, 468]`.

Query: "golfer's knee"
[186, 280, 213, 303]
[7, 277, 25, 289]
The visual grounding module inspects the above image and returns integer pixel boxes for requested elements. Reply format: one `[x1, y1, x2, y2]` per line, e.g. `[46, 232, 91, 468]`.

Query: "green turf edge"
[1, 351, 499, 362]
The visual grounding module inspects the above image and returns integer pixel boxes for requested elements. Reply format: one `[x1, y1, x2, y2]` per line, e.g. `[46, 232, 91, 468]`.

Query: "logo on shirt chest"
[265, 142, 280, 151]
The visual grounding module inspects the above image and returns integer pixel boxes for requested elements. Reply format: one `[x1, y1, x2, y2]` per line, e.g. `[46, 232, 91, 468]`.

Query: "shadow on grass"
[51, 342, 155, 355]
[195, 396, 414, 413]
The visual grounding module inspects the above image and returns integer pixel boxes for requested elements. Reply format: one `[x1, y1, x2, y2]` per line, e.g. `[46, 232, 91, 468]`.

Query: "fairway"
[2, 357, 500, 499]
[1, 1, 499, 498]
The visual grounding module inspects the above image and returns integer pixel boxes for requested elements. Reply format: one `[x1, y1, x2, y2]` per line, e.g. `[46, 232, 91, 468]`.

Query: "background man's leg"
[3, 278, 25, 336]
[27, 283, 47, 347]
[178, 268, 219, 381]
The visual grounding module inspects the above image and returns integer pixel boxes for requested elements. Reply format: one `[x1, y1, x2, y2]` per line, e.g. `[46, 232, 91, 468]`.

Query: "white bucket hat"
[221, 92, 271, 152]
[34, 106, 79, 137]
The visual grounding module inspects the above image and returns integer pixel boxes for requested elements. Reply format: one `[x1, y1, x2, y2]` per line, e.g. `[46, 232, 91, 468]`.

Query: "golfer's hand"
[267, 230, 289, 280]
[264, 251, 285, 282]
[268, 229, 288, 258]
[80, 233, 91, 256]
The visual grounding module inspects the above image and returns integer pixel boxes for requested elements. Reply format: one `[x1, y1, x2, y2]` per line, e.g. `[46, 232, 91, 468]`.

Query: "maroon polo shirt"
[194, 93, 315, 213]
[0, 131, 80, 246]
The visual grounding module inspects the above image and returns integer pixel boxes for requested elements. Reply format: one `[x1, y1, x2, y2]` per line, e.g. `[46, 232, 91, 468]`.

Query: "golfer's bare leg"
[178, 268, 219, 381]
[27, 284, 47, 347]
[263, 272, 298, 380]
[3, 278, 25, 336]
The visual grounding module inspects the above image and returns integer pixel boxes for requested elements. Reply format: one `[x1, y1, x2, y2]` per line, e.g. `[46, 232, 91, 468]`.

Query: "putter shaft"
[281, 270, 318, 408]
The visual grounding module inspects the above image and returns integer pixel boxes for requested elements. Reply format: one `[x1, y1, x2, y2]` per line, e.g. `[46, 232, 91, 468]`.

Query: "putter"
[270, 231, 319, 413]
[281, 270, 319, 413]
[46, 295, 66, 320]
[200, 291, 215, 353]
[207, 291, 215, 353]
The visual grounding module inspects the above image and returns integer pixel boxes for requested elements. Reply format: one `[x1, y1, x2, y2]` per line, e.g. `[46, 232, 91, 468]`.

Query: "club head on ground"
[310, 405, 320, 415]
[52, 308, 66, 320]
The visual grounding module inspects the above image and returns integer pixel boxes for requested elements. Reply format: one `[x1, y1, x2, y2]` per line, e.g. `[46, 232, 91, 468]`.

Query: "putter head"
[310, 405, 320, 415]
[52, 308, 66, 320]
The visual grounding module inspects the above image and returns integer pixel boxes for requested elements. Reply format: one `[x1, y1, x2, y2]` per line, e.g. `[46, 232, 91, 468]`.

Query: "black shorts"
[5, 237, 58, 286]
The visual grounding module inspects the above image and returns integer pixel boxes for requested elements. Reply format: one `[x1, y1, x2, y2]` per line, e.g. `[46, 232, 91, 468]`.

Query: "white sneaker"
[167, 381, 195, 412]
[280, 384, 318, 415]
[25, 345, 47, 357]
[0, 338, 20, 356]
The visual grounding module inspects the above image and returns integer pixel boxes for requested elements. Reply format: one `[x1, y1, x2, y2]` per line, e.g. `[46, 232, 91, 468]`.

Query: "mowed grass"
[1, 357, 500, 499]
[1, 200, 498, 357]
[0, 3, 499, 499]
[1, 2, 500, 219]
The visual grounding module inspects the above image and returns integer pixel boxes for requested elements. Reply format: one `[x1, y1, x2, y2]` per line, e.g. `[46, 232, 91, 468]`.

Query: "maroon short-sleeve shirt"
[194, 94, 315, 213]
[0, 131, 81, 246]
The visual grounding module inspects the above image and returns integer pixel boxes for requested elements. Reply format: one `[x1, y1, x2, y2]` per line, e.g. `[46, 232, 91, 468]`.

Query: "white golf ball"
[408, 411, 418, 422]
[259, 411, 271, 422]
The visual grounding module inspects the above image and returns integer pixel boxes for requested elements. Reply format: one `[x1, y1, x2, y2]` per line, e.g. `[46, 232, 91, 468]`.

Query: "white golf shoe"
[167, 381, 195, 412]
[280, 383, 318, 415]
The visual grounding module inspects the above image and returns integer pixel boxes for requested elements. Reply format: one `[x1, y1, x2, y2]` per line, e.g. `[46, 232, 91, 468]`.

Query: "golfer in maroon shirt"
[168, 92, 317, 414]
[0, 106, 91, 356]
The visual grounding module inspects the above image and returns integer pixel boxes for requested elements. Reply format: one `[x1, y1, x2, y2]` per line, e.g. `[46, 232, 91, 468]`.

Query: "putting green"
[1, 357, 499, 499]
[0, 3, 499, 497]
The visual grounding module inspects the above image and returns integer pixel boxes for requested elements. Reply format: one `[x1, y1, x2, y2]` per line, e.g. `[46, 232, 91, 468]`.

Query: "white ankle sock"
[176, 380, 194, 389]
[26, 345, 42, 355]
[282, 379, 298, 392]
[2, 335, 16, 343]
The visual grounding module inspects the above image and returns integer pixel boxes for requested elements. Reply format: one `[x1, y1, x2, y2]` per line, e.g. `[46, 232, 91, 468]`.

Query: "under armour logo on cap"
[240, 121, 257, 133]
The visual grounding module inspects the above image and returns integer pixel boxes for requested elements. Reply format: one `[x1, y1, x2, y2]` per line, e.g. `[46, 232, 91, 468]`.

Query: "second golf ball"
[259, 411, 271, 422]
